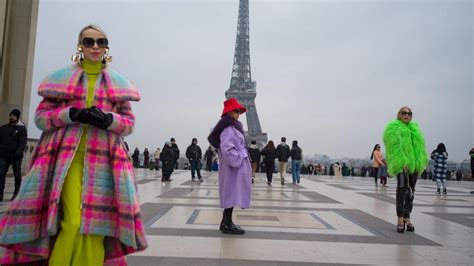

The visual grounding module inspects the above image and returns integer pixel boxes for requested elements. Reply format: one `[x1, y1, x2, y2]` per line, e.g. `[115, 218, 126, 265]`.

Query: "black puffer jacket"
[186, 144, 202, 160]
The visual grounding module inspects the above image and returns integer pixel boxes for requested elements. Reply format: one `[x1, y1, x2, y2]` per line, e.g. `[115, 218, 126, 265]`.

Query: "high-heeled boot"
[405, 220, 415, 232]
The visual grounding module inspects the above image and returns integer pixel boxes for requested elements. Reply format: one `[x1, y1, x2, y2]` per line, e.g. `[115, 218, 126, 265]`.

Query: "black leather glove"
[87, 106, 113, 130]
[69, 107, 92, 124]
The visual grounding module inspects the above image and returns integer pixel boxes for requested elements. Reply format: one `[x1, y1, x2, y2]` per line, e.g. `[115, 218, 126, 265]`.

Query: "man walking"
[171, 137, 180, 170]
[0, 109, 27, 201]
[186, 138, 203, 181]
[247, 140, 261, 184]
[276, 137, 290, 185]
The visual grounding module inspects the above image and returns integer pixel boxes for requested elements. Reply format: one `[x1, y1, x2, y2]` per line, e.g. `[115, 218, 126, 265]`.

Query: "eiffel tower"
[225, 0, 268, 147]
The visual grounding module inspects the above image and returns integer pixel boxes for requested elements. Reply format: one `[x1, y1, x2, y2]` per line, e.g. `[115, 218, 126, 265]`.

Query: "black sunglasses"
[82, 37, 109, 48]
[401, 111, 413, 116]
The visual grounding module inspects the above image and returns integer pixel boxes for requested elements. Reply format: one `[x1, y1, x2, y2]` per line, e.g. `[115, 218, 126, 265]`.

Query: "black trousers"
[371, 167, 379, 183]
[396, 172, 418, 218]
[265, 161, 274, 182]
[0, 157, 22, 197]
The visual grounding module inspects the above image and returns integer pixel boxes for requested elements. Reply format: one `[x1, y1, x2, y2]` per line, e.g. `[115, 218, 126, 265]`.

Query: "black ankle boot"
[221, 208, 245, 234]
[222, 223, 245, 235]
[443, 189, 447, 194]
[436, 188, 440, 194]
[406, 223, 415, 232]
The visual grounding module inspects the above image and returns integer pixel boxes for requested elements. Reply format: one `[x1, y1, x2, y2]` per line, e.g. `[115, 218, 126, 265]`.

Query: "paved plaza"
[1, 169, 473, 265]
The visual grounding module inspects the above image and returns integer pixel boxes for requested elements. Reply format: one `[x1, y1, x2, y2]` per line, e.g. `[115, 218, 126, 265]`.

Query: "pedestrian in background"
[247, 140, 261, 184]
[290, 140, 302, 184]
[431, 143, 448, 194]
[132, 147, 140, 168]
[204, 146, 215, 172]
[154, 147, 161, 170]
[370, 144, 385, 187]
[276, 137, 290, 185]
[160, 141, 175, 181]
[378, 159, 388, 187]
[143, 147, 150, 169]
[171, 137, 180, 170]
[261, 140, 277, 185]
[0, 109, 27, 201]
[334, 162, 342, 177]
[186, 138, 203, 182]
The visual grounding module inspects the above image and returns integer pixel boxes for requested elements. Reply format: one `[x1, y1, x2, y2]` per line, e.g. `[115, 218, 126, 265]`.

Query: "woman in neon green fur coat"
[383, 106, 428, 233]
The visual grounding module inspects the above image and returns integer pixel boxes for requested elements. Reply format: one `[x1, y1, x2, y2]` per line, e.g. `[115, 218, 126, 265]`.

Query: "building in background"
[0, 0, 38, 128]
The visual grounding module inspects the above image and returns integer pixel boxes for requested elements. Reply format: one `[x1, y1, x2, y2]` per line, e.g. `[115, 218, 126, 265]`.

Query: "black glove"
[87, 106, 113, 130]
[69, 107, 92, 124]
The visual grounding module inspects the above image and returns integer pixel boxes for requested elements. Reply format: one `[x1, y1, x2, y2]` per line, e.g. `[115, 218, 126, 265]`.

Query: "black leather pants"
[396, 172, 418, 218]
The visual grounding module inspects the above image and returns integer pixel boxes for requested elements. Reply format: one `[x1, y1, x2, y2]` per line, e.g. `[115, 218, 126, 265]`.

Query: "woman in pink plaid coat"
[0, 25, 147, 265]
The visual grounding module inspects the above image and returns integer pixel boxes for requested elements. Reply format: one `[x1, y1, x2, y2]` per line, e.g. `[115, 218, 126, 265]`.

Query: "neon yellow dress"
[49, 59, 105, 265]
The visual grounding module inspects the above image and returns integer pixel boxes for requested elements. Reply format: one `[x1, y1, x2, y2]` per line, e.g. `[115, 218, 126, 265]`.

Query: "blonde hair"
[397, 106, 412, 120]
[77, 24, 108, 46]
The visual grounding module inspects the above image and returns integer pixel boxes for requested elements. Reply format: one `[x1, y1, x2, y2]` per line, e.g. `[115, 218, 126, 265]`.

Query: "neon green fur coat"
[383, 119, 428, 176]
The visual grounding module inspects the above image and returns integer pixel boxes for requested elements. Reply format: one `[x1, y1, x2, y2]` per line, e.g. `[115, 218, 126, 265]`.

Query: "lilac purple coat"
[218, 126, 252, 209]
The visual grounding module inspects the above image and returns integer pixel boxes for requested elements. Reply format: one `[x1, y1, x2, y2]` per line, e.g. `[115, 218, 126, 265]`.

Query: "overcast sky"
[29, 0, 472, 162]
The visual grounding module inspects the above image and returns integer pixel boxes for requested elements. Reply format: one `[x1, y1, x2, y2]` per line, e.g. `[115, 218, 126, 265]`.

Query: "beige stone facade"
[0, 0, 38, 127]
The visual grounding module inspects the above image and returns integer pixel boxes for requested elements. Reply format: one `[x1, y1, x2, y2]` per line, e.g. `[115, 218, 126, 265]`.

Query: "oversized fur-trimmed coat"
[0, 65, 147, 264]
[383, 119, 428, 177]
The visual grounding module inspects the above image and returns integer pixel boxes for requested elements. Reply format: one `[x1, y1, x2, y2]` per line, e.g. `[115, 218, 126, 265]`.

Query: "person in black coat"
[308, 164, 314, 175]
[132, 148, 140, 168]
[289, 140, 303, 184]
[171, 137, 180, 170]
[261, 140, 277, 185]
[186, 138, 203, 181]
[204, 146, 215, 172]
[0, 109, 27, 201]
[160, 141, 175, 181]
[276, 137, 290, 185]
[143, 148, 150, 169]
[247, 140, 261, 184]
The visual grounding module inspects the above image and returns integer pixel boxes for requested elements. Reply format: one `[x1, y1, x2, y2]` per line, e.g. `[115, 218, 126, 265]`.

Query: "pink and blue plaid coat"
[0, 65, 147, 264]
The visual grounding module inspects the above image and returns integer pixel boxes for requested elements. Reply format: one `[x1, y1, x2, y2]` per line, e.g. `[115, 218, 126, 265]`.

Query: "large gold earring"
[71, 45, 84, 65]
[102, 48, 112, 64]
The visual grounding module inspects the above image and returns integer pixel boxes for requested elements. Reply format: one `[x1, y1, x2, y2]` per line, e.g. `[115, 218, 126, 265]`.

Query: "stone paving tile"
[1, 168, 473, 265]
[127, 256, 359, 266]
